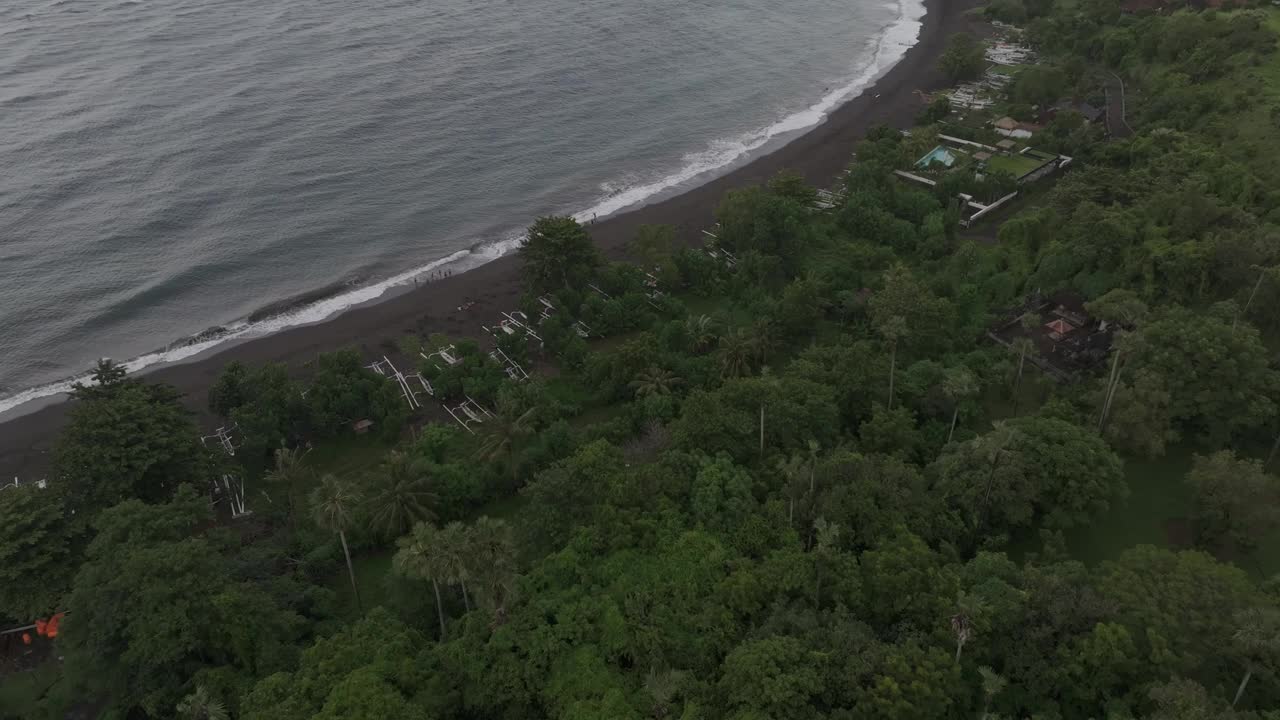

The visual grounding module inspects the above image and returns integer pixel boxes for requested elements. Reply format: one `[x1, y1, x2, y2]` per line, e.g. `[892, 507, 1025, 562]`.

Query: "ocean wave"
[0, 0, 926, 417]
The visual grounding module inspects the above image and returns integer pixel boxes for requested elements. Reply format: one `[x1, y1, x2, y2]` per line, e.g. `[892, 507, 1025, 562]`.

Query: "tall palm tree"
[950, 591, 987, 663]
[176, 685, 229, 720]
[366, 451, 437, 539]
[263, 444, 310, 526]
[1231, 606, 1280, 707]
[630, 366, 683, 398]
[718, 328, 756, 379]
[1085, 289, 1149, 431]
[476, 398, 536, 487]
[749, 317, 781, 365]
[1009, 336, 1037, 416]
[310, 474, 364, 613]
[812, 517, 840, 608]
[776, 453, 808, 527]
[878, 315, 908, 409]
[393, 521, 448, 638]
[468, 516, 518, 626]
[1097, 331, 1132, 432]
[685, 314, 719, 353]
[942, 367, 978, 445]
[436, 521, 474, 611]
[976, 422, 1017, 538]
[644, 667, 686, 719]
[978, 666, 1007, 719]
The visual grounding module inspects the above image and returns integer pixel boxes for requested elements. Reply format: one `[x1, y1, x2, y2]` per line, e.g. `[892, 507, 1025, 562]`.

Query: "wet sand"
[0, 0, 980, 479]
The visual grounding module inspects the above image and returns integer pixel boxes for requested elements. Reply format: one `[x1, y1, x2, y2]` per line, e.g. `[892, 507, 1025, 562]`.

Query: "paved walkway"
[1104, 72, 1134, 139]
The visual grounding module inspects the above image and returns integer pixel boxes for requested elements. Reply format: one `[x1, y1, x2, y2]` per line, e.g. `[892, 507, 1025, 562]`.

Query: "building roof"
[974, 151, 993, 161]
[996, 139, 1017, 149]
[993, 116, 1019, 130]
[1052, 99, 1103, 123]
[1045, 319, 1075, 335]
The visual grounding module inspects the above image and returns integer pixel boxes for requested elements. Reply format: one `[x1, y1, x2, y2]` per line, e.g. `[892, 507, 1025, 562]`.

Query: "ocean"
[0, 0, 923, 413]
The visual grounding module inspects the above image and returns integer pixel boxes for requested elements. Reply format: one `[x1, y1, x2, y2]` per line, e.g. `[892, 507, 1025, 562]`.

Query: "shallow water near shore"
[0, 0, 923, 411]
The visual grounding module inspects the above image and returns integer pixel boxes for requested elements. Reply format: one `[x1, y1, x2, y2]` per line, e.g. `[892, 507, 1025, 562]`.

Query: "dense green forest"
[5, 0, 1280, 718]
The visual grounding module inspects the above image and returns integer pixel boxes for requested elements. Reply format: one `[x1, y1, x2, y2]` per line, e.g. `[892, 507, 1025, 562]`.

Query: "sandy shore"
[0, 0, 981, 479]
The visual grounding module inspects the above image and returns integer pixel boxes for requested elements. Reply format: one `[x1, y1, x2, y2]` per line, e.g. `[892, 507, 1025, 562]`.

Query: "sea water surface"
[0, 0, 922, 411]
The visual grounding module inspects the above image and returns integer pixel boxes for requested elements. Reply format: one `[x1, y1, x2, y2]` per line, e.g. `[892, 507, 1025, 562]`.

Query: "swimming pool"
[915, 145, 958, 168]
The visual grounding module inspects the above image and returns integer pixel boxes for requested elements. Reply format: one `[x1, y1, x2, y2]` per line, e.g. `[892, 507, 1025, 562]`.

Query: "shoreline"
[0, 0, 980, 479]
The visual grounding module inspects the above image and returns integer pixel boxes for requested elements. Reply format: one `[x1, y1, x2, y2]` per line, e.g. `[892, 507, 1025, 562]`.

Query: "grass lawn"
[1063, 447, 1196, 565]
[1053, 445, 1280, 579]
[304, 434, 394, 480]
[986, 153, 1046, 179]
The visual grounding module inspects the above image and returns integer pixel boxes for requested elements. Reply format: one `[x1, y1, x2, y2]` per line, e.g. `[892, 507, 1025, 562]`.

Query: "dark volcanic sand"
[0, 0, 980, 479]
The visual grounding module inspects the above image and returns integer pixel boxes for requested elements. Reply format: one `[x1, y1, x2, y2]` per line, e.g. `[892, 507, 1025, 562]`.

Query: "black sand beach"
[0, 0, 981, 479]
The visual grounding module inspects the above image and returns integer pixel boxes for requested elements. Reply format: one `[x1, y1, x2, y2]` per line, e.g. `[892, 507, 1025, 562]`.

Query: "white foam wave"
[0, 0, 926, 417]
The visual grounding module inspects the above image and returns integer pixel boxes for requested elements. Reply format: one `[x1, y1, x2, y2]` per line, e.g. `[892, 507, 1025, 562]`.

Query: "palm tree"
[976, 422, 1017, 537]
[468, 516, 518, 626]
[644, 667, 686, 719]
[942, 367, 978, 445]
[366, 451, 437, 539]
[263, 444, 310, 526]
[476, 398, 536, 487]
[978, 666, 1007, 719]
[436, 521, 474, 611]
[776, 453, 808, 527]
[630, 366, 683, 398]
[878, 315, 908, 409]
[1233, 266, 1270, 332]
[310, 474, 364, 613]
[394, 521, 448, 638]
[749, 317, 781, 364]
[176, 685, 229, 720]
[1097, 330, 1132, 432]
[950, 591, 987, 663]
[1231, 606, 1280, 707]
[812, 517, 840, 609]
[685, 314, 719, 353]
[1009, 336, 1037, 416]
[718, 327, 756, 379]
[1085, 289, 1148, 431]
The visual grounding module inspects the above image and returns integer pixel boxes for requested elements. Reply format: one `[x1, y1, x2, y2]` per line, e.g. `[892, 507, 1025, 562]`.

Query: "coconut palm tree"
[644, 667, 686, 719]
[978, 666, 1007, 719]
[393, 521, 448, 638]
[1085, 289, 1148, 431]
[263, 444, 310, 526]
[942, 367, 978, 445]
[812, 517, 840, 608]
[718, 328, 756, 379]
[475, 397, 536, 487]
[976, 422, 1017, 537]
[776, 453, 808, 527]
[176, 685, 229, 720]
[310, 474, 364, 613]
[436, 521, 474, 611]
[1009, 335, 1037, 416]
[630, 366, 683, 398]
[950, 591, 987, 663]
[685, 314, 719, 353]
[468, 516, 518, 626]
[1231, 606, 1280, 707]
[366, 451, 437, 539]
[749, 317, 781, 365]
[878, 315, 908, 409]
